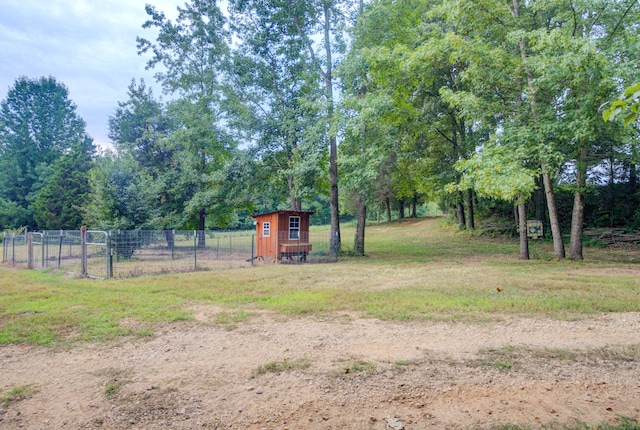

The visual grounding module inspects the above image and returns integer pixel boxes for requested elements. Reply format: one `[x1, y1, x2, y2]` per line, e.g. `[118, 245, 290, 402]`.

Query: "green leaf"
[623, 112, 638, 127]
[623, 83, 640, 98]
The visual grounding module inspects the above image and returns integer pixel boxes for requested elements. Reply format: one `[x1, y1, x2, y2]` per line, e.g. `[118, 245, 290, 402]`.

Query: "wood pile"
[584, 228, 640, 245]
[479, 222, 517, 236]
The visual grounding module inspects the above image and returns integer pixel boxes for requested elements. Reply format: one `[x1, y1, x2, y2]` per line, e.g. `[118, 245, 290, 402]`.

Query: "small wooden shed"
[252, 210, 314, 261]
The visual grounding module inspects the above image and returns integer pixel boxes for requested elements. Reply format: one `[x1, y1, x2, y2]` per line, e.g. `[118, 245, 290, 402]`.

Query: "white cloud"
[0, 0, 183, 150]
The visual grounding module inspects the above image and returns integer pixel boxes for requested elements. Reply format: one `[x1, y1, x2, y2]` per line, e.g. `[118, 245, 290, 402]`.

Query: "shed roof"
[251, 210, 315, 219]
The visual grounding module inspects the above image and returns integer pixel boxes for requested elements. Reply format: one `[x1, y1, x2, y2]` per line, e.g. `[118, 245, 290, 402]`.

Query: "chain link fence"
[2, 227, 332, 278]
[2, 231, 28, 267]
[106, 230, 257, 277]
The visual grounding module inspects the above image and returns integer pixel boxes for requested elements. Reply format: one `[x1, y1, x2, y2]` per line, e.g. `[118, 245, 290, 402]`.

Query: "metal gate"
[0, 230, 109, 278]
[86, 230, 109, 279]
[29, 232, 44, 268]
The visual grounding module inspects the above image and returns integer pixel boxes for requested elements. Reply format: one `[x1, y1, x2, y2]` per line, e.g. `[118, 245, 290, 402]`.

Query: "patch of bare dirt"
[1, 311, 639, 429]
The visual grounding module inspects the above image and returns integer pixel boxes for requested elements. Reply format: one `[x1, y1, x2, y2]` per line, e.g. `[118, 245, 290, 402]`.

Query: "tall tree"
[164, 98, 235, 235]
[337, 0, 397, 254]
[318, 0, 347, 258]
[287, 0, 353, 256]
[32, 137, 95, 230]
[108, 79, 173, 178]
[224, 0, 354, 257]
[350, 0, 485, 234]
[226, 0, 325, 211]
[107, 79, 187, 230]
[338, 0, 638, 261]
[137, 1, 229, 100]
[340, 48, 395, 254]
[137, 0, 235, 244]
[521, 0, 636, 259]
[428, 0, 635, 259]
[507, 0, 566, 259]
[0, 76, 91, 230]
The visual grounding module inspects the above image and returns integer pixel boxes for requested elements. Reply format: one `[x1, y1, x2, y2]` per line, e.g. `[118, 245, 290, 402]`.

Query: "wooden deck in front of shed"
[279, 243, 312, 261]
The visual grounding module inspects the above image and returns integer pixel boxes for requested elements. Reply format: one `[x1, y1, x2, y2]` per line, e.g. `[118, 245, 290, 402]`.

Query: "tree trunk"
[288, 175, 300, 211]
[517, 198, 529, 260]
[629, 163, 638, 193]
[412, 193, 417, 218]
[534, 176, 546, 222]
[399, 199, 405, 219]
[456, 199, 466, 230]
[515, 12, 565, 261]
[385, 197, 391, 223]
[465, 189, 474, 230]
[568, 191, 585, 260]
[198, 209, 206, 248]
[608, 155, 616, 228]
[542, 169, 565, 259]
[354, 193, 366, 256]
[323, 3, 340, 258]
[569, 141, 587, 260]
[511, 0, 540, 261]
[329, 135, 340, 256]
[165, 230, 175, 251]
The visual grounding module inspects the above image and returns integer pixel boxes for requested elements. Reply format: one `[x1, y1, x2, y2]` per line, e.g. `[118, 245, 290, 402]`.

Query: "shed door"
[258, 220, 276, 258]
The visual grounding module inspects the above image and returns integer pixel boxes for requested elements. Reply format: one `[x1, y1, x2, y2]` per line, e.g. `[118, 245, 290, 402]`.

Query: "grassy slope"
[1, 218, 640, 345]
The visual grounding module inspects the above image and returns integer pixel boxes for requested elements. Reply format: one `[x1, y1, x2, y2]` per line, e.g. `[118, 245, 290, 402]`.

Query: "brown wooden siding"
[253, 210, 313, 260]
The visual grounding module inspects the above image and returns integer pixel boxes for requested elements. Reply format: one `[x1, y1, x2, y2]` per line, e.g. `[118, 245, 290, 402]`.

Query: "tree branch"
[609, 0, 638, 39]
[569, 0, 578, 37]
[434, 127, 456, 146]
[286, 1, 330, 84]
[587, 3, 608, 35]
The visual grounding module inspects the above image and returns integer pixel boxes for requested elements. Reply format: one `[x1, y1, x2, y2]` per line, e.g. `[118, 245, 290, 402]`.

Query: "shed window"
[262, 222, 271, 237]
[289, 216, 300, 240]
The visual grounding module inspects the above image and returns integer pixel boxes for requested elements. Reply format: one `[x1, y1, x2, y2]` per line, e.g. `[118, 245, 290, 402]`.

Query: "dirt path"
[1, 309, 639, 429]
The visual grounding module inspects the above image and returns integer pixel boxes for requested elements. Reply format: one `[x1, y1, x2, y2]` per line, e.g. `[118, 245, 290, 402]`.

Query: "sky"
[0, 0, 184, 150]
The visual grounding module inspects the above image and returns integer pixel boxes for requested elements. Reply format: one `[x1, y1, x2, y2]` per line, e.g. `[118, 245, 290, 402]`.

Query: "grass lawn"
[1, 217, 640, 346]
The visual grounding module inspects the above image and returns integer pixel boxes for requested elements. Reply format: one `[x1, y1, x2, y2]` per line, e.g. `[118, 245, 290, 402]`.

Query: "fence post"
[171, 229, 175, 260]
[27, 233, 33, 269]
[251, 234, 255, 266]
[57, 231, 64, 269]
[106, 232, 111, 279]
[109, 232, 114, 278]
[193, 230, 197, 270]
[81, 226, 87, 277]
[41, 233, 45, 268]
[44, 232, 48, 268]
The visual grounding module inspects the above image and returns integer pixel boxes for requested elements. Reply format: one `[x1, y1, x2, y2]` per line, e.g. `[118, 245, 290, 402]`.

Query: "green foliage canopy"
[0, 76, 92, 230]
